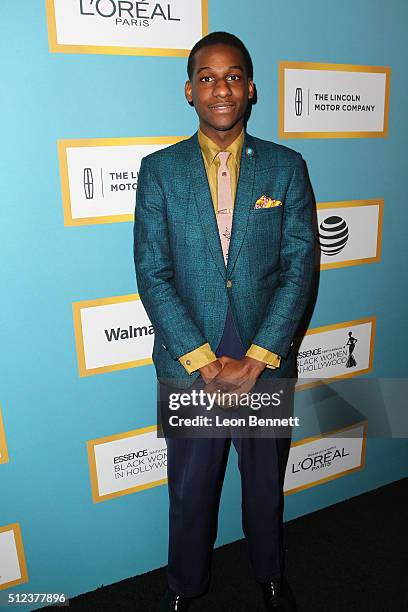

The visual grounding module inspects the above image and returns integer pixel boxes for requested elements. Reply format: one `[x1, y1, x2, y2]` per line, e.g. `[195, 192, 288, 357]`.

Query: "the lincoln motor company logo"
[318, 215, 349, 256]
[84, 168, 94, 199]
[82, 166, 139, 200]
[295, 87, 303, 116]
[78, 0, 181, 28]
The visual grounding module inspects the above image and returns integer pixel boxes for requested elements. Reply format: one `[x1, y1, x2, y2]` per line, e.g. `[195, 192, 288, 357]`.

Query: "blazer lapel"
[187, 132, 226, 279]
[226, 132, 256, 276]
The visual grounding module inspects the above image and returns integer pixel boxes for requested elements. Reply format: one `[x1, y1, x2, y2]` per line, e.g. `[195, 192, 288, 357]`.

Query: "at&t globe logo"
[318, 215, 349, 256]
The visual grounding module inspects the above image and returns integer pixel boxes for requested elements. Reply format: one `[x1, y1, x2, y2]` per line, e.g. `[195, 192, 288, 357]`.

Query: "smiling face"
[185, 43, 254, 145]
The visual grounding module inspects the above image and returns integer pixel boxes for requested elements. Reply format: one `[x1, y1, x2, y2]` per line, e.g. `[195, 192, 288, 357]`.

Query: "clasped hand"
[199, 356, 266, 409]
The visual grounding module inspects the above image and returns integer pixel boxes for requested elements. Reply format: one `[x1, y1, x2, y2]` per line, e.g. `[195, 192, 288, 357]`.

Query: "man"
[134, 32, 315, 611]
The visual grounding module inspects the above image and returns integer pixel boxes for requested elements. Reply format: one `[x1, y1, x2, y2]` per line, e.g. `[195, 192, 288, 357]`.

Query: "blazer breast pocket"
[248, 205, 283, 243]
[249, 206, 283, 215]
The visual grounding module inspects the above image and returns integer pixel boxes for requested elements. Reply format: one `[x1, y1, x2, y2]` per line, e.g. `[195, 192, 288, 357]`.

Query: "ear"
[248, 79, 255, 100]
[185, 80, 193, 104]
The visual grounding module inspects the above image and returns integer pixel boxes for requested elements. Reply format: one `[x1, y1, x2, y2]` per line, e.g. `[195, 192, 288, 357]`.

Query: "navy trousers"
[166, 306, 292, 597]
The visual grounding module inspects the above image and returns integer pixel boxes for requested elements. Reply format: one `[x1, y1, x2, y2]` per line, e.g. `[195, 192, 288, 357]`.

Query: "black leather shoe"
[156, 589, 191, 611]
[259, 577, 296, 611]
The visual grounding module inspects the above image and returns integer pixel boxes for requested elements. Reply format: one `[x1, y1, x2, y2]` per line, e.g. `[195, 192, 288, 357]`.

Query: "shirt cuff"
[179, 343, 217, 374]
[246, 344, 281, 370]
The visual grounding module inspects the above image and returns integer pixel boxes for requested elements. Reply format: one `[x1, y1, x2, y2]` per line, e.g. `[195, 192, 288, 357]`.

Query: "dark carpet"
[39, 478, 408, 612]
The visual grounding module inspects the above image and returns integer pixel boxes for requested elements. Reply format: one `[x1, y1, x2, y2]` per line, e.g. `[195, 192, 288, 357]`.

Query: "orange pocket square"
[254, 195, 283, 209]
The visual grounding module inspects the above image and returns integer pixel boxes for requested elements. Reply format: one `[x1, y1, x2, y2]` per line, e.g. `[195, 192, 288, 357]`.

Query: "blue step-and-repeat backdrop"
[1, 0, 407, 605]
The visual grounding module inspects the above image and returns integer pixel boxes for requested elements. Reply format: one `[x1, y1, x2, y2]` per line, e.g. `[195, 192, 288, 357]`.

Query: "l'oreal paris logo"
[79, 0, 181, 22]
[291, 447, 350, 473]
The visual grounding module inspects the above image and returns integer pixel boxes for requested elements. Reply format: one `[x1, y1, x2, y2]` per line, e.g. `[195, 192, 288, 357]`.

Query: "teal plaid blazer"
[134, 131, 315, 382]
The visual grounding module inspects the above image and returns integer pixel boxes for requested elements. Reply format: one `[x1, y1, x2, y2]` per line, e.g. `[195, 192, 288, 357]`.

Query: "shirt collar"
[198, 128, 245, 168]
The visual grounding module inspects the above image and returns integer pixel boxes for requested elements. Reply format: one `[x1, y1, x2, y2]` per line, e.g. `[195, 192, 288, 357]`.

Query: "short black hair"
[187, 31, 253, 80]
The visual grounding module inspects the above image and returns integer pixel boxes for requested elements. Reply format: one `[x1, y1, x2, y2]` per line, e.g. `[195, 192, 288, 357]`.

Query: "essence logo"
[87, 425, 167, 502]
[296, 317, 375, 388]
[318, 215, 349, 256]
[113, 449, 148, 463]
[295, 87, 303, 116]
[83, 168, 94, 199]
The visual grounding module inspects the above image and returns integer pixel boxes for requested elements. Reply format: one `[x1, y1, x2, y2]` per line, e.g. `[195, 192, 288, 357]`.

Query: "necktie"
[216, 151, 234, 266]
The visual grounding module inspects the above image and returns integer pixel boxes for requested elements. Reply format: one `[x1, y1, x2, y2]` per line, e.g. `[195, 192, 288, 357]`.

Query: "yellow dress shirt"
[179, 128, 281, 374]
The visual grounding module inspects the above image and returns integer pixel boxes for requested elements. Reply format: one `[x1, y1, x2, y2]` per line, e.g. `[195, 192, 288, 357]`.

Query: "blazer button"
[226, 280, 233, 288]
[162, 344, 167, 350]
[185, 359, 191, 366]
